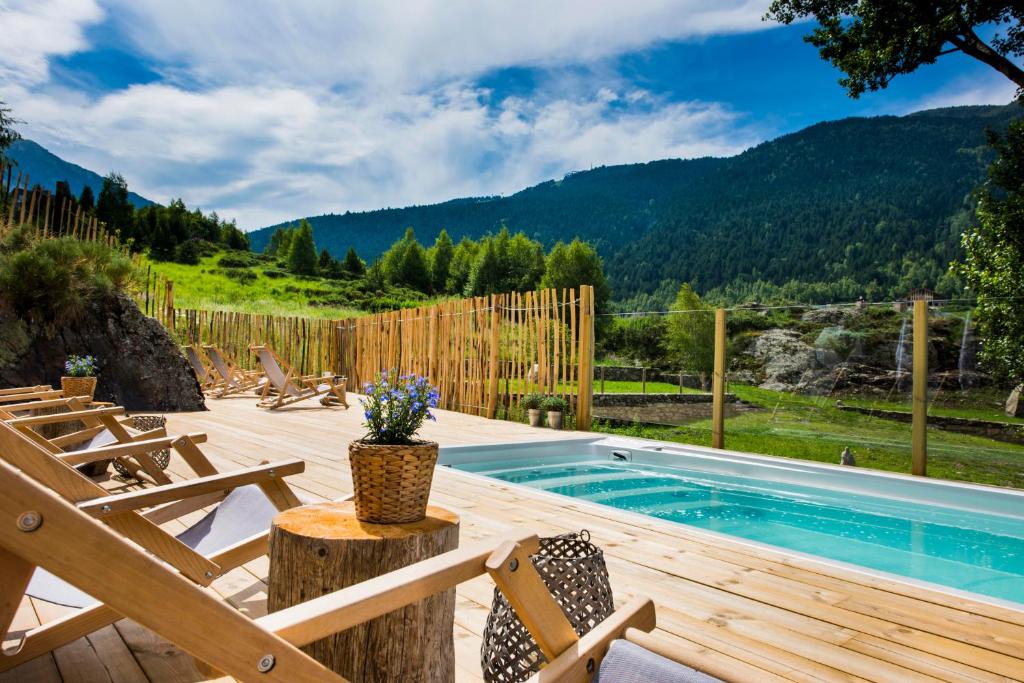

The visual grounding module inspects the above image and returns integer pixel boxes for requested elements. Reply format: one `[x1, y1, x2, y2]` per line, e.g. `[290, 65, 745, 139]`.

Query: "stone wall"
[593, 392, 744, 426]
[837, 406, 1024, 445]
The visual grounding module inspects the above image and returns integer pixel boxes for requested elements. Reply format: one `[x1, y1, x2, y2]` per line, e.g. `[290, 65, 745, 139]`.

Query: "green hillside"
[250, 104, 1020, 302]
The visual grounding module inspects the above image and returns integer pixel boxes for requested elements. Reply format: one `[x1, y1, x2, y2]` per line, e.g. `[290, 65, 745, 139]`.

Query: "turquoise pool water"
[453, 455, 1024, 604]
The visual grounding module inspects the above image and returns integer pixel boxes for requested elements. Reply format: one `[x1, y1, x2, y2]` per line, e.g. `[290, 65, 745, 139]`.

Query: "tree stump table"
[267, 500, 460, 682]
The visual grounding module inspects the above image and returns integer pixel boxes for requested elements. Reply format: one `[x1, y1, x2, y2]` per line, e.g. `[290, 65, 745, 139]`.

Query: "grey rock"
[0, 292, 205, 411]
[1008, 385, 1024, 418]
[747, 329, 820, 392]
[840, 446, 856, 466]
[801, 306, 859, 326]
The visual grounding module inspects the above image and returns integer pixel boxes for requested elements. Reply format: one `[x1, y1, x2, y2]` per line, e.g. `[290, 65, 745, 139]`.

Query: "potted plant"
[62, 355, 98, 402]
[349, 370, 441, 524]
[522, 393, 545, 427]
[542, 396, 568, 430]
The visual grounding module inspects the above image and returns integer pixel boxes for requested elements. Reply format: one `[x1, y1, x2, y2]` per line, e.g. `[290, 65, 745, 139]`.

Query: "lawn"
[595, 379, 704, 394]
[595, 383, 1024, 489]
[840, 390, 1024, 425]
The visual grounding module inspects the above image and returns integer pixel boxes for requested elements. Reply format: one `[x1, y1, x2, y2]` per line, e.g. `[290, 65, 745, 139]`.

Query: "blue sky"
[0, 1, 1017, 229]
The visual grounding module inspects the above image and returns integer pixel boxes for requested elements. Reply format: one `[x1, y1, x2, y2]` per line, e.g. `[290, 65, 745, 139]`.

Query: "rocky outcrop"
[746, 329, 820, 392]
[0, 292, 205, 411]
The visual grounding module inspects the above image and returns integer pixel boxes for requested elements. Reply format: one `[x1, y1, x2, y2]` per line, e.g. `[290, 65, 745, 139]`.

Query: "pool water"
[453, 455, 1024, 604]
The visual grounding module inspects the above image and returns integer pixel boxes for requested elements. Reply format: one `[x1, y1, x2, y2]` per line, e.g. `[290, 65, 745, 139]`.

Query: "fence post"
[165, 280, 175, 331]
[711, 308, 727, 449]
[600, 366, 605, 395]
[678, 372, 683, 394]
[912, 299, 928, 476]
[576, 285, 595, 431]
[641, 367, 647, 394]
[486, 294, 502, 419]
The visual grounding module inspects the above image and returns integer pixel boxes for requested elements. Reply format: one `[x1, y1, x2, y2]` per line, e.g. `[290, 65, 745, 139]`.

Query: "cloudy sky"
[0, 0, 1016, 229]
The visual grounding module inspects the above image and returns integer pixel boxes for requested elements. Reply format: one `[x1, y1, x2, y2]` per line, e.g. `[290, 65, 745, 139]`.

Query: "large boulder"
[0, 292, 205, 411]
[746, 329, 820, 392]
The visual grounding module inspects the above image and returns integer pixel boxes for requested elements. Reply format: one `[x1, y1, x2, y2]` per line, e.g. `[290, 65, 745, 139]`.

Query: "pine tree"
[429, 229, 454, 293]
[343, 246, 365, 275]
[467, 239, 503, 296]
[541, 239, 610, 311]
[78, 185, 95, 213]
[287, 220, 318, 276]
[265, 227, 286, 256]
[96, 173, 133, 232]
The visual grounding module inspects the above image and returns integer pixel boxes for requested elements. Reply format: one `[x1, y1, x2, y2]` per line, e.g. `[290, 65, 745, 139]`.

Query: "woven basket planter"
[112, 415, 171, 478]
[348, 440, 439, 523]
[61, 376, 96, 402]
[481, 531, 614, 682]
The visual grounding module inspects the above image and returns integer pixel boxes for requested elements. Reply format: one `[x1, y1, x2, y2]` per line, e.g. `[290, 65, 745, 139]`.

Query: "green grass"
[595, 379, 704, 394]
[595, 383, 1024, 489]
[142, 252, 436, 319]
[839, 391, 1024, 425]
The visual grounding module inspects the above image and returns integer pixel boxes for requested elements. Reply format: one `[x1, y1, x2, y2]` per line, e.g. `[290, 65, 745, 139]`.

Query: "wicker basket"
[112, 415, 171, 478]
[348, 440, 438, 523]
[481, 531, 614, 683]
[60, 376, 96, 402]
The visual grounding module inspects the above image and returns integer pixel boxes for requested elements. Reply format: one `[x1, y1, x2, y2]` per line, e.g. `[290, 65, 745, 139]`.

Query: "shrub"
[221, 268, 257, 284]
[217, 252, 257, 268]
[262, 268, 287, 279]
[64, 354, 97, 377]
[520, 393, 544, 410]
[0, 229, 138, 329]
[540, 396, 568, 412]
[174, 239, 202, 265]
[359, 370, 440, 444]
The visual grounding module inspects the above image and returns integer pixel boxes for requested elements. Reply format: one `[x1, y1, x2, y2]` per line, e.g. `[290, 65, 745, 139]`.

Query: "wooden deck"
[5, 393, 1024, 682]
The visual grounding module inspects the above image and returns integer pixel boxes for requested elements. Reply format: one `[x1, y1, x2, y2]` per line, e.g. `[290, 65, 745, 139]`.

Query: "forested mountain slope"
[250, 104, 1021, 298]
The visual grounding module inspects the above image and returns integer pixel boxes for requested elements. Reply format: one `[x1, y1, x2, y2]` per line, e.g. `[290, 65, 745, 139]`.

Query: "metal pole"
[711, 308, 727, 449]
[912, 299, 928, 476]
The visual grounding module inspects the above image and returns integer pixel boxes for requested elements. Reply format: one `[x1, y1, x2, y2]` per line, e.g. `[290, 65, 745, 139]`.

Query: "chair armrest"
[77, 459, 306, 516]
[58, 436, 179, 466]
[6, 406, 125, 426]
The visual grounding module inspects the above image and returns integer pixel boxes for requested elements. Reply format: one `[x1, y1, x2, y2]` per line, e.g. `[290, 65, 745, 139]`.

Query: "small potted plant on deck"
[542, 395, 567, 430]
[522, 393, 544, 427]
[349, 370, 441, 523]
[62, 355, 98, 402]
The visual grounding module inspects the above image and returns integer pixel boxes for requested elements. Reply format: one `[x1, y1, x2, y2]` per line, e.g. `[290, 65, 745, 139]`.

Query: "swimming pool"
[439, 436, 1024, 606]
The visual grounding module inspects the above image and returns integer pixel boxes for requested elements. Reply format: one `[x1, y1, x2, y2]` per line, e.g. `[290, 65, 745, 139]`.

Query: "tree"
[0, 99, 19, 162]
[54, 180, 75, 234]
[96, 173, 133, 232]
[429, 229, 454, 293]
[665, 283, 715, 387]
[287, 220, 318, 276]
[540, 239, 610, 312]
[78, 185, 95, 213]
[343, 246, 365, 276]
[382, 227, 430, 291]
[221, 220, 250, 251]
[265, 227, 287, 256]
[955, 120, 1024, 383]
[765, 2, 1024, 97]
[446, 237, 478, 294]
[466, 238, 503, 296]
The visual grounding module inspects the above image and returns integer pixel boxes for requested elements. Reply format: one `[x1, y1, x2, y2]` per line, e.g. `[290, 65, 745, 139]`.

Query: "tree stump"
[267, 501, 459, 682]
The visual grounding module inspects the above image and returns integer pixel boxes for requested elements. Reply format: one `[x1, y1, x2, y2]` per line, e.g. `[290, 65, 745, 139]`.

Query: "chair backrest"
[184, 346, 210, 379]
[253, 346, 302, 396]
[203, 346, 241, 388]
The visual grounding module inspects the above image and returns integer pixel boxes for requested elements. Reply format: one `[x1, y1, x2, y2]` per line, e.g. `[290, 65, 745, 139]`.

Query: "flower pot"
[528, 408, 543, 427]
[348, 440, 439, 523]
[547, 411, 563, 430]
[61, 376, 96, 402]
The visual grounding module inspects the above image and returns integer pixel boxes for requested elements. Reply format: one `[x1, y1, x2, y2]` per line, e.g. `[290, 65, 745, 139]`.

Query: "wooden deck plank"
[5, 394, 1023, 683]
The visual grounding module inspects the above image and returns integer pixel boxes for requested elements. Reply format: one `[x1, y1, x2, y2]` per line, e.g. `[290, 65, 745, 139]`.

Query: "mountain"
[5, 139, 153, 208]
[250, 104, 1020, 299]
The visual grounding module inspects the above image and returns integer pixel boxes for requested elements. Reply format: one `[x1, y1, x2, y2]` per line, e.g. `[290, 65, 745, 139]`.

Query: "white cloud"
[902, 73, 1019, 113]
[8, 82, 761, 228]
[0, 0, 102, 85]
[103, 0, 768, 89]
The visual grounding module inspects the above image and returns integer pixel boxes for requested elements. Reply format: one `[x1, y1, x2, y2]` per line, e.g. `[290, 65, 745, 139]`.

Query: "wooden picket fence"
[0, 158, 120, 247]
[147, 280, 595, 428]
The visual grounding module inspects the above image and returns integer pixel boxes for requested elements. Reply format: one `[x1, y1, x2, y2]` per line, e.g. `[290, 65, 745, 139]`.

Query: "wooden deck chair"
[184, 345, 221, 392]
[0, 385, 63, 404]
[0, 454, 724, 682]
[0, 420, 310, 673]
[252, 344, 348, 410]
[204, 344, 266, 398]
[0, 397, 177, 485]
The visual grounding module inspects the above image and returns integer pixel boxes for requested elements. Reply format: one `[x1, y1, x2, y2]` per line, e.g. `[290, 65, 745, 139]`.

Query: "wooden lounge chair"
[184, 345, 221, 392]
[0, 385, 63, 404]
[0, 420, 310, 673]
[204, 344, 266, 398]
[0, 397, 177, 484]
[252, 344, 348, 410]
[0, 445, 726, 682]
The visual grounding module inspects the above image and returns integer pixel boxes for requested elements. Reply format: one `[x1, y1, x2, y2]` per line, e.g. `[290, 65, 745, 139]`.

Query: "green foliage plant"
[540, 396, 568, 413]
[520, 393, 545, 410]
